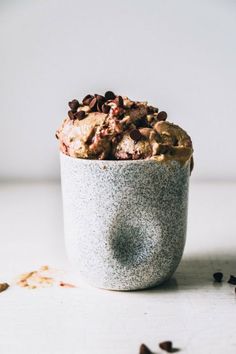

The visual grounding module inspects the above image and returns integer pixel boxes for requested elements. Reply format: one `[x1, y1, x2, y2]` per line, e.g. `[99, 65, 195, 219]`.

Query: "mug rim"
[60, 152, 191, 167]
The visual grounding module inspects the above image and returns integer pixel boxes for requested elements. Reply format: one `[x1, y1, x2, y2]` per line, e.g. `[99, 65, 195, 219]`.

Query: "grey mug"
[60, 152, 190, 291]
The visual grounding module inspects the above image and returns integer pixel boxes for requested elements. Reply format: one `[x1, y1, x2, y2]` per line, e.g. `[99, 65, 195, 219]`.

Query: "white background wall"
[1, 0, 236, 181]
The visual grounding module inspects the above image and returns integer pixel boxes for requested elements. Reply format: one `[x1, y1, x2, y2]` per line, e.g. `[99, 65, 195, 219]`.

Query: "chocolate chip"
[95, 94, 105, 101]
[55, 133, 59, 139]
[139, 343, 152, 354]
[159, 341, 173, 352]
[68, 110, 75, 120]
[68, 99, 79, 112]
[96, 96, 106, 112]
[114, 95, 124, 107]
[130, 129, 142, 142]
[213, 272, 223, 282]
[102, 104, 110, 114]
[82, 94, 93, 106]
[105, 91, 116, 100]
[228, 275, 236, 285]
[75, 110, 86, 120]
[0, 283, 9, 293]
[157, 111, 168, 121]
[135, 117, 149, 128]
[147, 106, 158, 114]
[89, 97, 98, 111]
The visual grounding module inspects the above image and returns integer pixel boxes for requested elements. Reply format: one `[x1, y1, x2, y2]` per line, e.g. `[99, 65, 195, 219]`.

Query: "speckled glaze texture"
[60, 153, 190, 291]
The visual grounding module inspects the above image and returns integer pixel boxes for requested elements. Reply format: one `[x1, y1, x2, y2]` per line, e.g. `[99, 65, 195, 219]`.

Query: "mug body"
[60, 153, 190, 290]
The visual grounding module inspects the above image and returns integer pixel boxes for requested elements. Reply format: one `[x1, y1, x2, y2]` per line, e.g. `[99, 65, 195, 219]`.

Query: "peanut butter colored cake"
[56, 91, 193, 169]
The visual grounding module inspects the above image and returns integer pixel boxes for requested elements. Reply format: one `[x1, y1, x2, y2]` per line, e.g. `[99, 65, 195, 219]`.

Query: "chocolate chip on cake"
[114, 95, 124, 107]
[130, 129, 143, 142]
[105, 91, 116, 100]
[82, 94, 94, 106]
[96, 96, 106, 112]
[68, 110, 75, 120]
[157, 111, 168, 121]
[75, 110, 86, 120]
[89, 97, 98, 111]
[102, 104, 111, 114]
[68, 99, 79, 112]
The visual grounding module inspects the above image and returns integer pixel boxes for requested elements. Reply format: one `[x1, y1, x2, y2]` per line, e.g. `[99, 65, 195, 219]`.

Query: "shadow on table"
[142, 252, 236, 294]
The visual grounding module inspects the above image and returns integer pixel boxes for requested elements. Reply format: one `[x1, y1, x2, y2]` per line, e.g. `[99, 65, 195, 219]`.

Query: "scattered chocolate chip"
[68, 99, 79, 112]
[0, 283, 9, 293]
[105, 91, 116, 100]
[89, 97, 98, 111]
[55, 133, 59, 139]
[102, 104, 110, 114]
[75, 110, 86, 120]
[82, 94, 93, 106]
[159, 341, 173, 352]
[68, 110, 75, 120]
[228, 275, 236, 285]
[114, 95, 124, 107]
[213, 272, 223, 282]
[157, 111, 168, 121]
[130, 129, 143, 142]
[139, 343, 152, 354]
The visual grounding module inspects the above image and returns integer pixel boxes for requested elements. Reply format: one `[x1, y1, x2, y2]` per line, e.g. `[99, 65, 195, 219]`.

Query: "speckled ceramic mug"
[60, 152, 190, 291]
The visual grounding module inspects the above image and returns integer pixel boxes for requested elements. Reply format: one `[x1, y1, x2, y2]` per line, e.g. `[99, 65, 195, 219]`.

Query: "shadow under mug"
[60, 152, 190, 291]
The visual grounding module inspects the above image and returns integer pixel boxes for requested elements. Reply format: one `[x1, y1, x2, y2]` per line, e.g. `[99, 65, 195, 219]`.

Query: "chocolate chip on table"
[104, 91, 116, 100]
[75, 110, 86, 120]
[213, 272, 223, 282]
[82, 94, 94, 106]
[114, 95, 124, 107]
[159, 341, 173, 352]
[157, 111, 168, 121]
[0, 283, 9, 293]
[228, 275, 236, 285]
[68, 99, 79, 112]
[102, 104, 110, 114]
[130, 129, 143, 142]
[139, 343, 152, 354]
[89, 97, 98, 111]
[68, 110, 75, 120]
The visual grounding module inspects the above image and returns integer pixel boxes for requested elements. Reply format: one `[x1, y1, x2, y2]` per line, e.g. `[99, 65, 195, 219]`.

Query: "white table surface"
[0, 181, 236, 354]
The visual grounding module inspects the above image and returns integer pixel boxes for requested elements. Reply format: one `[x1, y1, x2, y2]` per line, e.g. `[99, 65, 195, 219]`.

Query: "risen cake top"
[56, 91, 193, 168]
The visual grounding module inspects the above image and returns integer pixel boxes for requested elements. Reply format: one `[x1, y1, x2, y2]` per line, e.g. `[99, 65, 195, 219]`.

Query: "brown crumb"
[39, 265, 49, 271]
[59, 281, 76, 288]
[0, 282, 9, 293]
